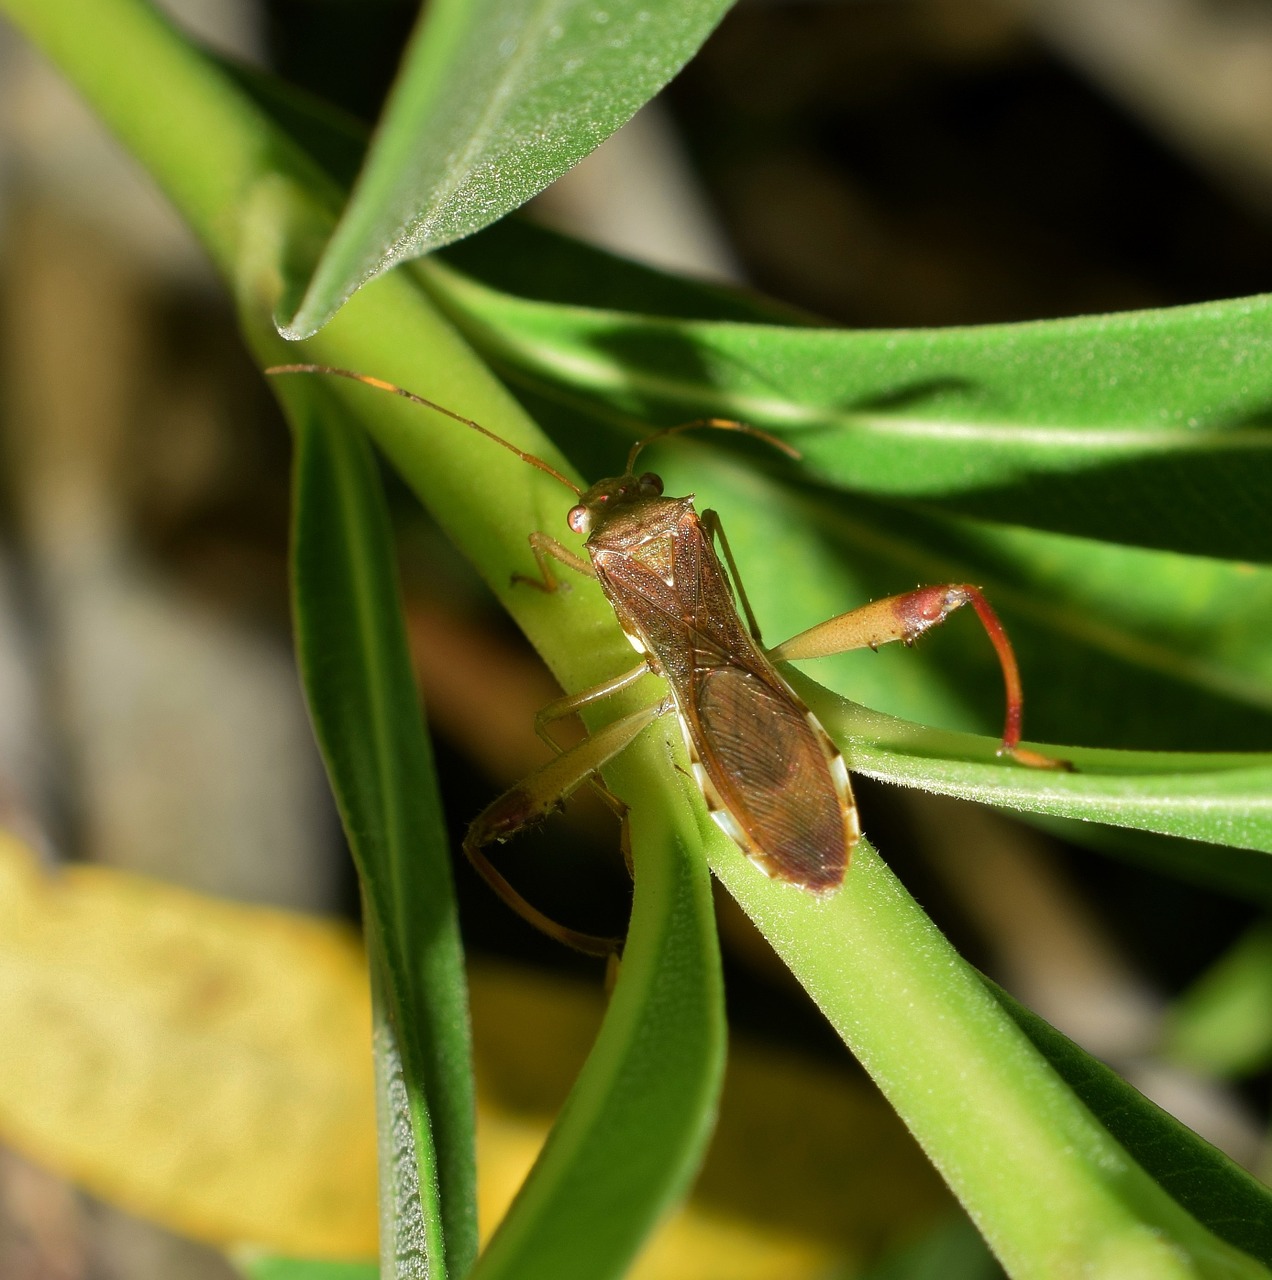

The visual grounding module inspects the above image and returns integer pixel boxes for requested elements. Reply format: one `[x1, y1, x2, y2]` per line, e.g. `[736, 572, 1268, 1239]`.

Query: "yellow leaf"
[0, 831, 377, 1257]
[0, 831, 950, 1275]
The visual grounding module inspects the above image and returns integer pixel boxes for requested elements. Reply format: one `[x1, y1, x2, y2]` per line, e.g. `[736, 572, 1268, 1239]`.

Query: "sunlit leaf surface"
[282, 0, 735, 336]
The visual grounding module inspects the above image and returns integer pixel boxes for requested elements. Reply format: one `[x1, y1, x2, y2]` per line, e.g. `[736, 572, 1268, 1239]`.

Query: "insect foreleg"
[701, 509, 764, 644]
[514, 531, 595, 593]
[464, 696, 669, 955]
[769, 584, 1066, 770]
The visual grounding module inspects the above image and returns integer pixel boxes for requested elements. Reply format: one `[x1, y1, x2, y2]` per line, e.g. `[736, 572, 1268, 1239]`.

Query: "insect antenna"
[626, 416, 800, 475]
[266, 363, 582, 496]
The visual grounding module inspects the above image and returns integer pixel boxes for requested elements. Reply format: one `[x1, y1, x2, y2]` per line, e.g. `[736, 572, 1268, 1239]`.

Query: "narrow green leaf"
[285, 387, 477, 1279]
[1162, 923, 1272, 1077]
[707, 830, 1271, 1279]
[800, 683, 1272, 854]
[987, 981, 1272, 1266]
[471, 748, 726, 1280]
[282, 0, 736, 337]
[421, 266, 1272, 561]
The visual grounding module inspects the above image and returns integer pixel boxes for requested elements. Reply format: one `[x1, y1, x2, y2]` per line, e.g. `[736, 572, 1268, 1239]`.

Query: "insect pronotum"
[270, 364, 1063, 955]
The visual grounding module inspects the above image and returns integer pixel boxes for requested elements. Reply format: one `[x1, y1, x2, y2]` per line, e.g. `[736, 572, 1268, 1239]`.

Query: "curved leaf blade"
[421, 265, 1272, 560]
[284, 386, 477, 1279]
[282, 0, 735, 337]
[802, 683, 1272, 854]
[472, 749, 726, 1280]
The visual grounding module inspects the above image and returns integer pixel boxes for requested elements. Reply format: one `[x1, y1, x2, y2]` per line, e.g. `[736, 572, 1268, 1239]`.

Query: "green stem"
[709, 830, 1268, 1280]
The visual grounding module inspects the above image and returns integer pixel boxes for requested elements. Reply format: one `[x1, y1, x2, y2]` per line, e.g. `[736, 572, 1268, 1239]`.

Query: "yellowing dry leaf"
[0, 832, 377, 1257]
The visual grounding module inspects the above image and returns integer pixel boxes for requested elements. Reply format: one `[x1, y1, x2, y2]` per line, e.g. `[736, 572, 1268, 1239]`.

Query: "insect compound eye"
[638, 472, 664, 496]
[567, 504, 591, 535]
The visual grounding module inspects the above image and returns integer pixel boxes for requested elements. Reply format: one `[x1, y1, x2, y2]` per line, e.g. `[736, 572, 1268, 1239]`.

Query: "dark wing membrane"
[694, 665, 852, 891]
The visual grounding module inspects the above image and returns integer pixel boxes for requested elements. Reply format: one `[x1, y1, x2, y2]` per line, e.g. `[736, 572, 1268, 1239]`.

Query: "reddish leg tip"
[998, 742, 1074, 772]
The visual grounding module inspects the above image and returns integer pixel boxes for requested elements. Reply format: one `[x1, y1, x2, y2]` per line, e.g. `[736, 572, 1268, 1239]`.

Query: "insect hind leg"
[770, 584, 1068, 770]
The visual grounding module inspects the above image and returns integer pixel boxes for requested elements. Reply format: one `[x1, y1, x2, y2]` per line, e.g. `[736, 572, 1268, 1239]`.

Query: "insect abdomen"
[693, 665, 857, 891]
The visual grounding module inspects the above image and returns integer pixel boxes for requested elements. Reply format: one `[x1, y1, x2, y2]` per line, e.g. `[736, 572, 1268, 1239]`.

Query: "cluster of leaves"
[3, 0, 1271, 1277]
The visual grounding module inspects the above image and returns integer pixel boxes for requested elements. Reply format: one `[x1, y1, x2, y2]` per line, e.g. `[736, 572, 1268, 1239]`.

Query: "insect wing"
[692, 665, 856, 891]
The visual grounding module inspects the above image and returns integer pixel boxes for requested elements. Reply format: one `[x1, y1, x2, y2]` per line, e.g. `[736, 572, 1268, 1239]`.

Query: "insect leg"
[534, 662, 653, 749]
[769, 584, 1066, 769]
[464, 696, 669, 955]
[535, 663, 653, 822]
[701, 509, 764, 644]
[514, 532, 594, 593]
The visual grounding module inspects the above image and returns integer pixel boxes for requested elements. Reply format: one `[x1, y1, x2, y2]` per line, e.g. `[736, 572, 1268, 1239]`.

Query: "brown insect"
[270, 364, 1061, 955]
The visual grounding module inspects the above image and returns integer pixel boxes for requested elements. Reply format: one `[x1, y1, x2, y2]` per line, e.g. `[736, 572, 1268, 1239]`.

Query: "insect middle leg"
[464, 695, 670, 956]
[534, 662, 652, 754]
[535, 661, 653, 839]
[769, 584, 1066, 769]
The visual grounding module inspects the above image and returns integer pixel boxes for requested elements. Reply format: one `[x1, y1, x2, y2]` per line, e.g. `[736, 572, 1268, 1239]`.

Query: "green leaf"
[801, 686, 1272, 854]
[707, 830, 1271, 1279]
[421, 265, 1272, 561]
[1162, 923, 1272, 1077]
[987, 981, 1272, 1267]
[281, 0, 736, 337]
[471, 759, 726, 1280]
[284, 386, 477, 1279]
